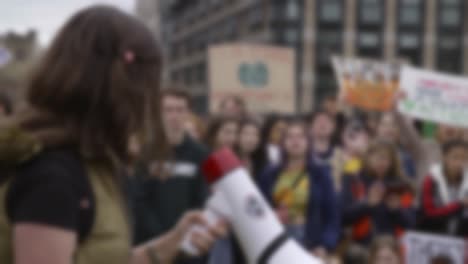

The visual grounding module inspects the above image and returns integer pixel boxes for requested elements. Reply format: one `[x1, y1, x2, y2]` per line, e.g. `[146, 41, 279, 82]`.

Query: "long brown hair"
[362, 140, 405, 180]
[279, 118, 310, 161]
[14, 5, 166, 164]
[204, 116, 238, 150]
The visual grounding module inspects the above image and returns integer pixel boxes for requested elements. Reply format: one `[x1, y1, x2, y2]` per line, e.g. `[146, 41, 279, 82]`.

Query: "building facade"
[138, 0, 468, 114]
[0, 30, 38, 104]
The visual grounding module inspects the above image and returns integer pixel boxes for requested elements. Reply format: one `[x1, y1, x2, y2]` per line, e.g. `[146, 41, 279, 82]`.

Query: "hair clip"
[124, 50, 135, 64]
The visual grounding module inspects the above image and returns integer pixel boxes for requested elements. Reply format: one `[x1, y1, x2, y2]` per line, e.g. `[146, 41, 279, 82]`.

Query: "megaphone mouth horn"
[202, 148, 242, 184]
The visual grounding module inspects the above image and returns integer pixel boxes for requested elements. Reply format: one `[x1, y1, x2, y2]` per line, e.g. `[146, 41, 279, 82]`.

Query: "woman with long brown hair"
[203, 116, 238, 151]
[0, 5, 225, 264]
[258, 118, 340, 260]
[341, 140, 415, 261]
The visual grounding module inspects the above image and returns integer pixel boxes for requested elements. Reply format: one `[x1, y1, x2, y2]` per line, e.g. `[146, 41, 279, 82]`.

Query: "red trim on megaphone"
[202, 148, 242, 184]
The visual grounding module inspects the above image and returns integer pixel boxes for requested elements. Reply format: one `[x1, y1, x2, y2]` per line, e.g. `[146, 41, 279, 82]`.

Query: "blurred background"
[1, 0, 466, 114]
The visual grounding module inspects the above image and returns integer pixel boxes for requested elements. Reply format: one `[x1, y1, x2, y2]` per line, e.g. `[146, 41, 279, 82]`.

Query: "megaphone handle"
[179, 208, 220, 256]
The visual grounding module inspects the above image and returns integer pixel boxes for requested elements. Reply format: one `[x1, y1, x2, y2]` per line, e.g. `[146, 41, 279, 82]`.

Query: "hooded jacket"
[257, 161, 340, 251]
[418, 164, 468, 237]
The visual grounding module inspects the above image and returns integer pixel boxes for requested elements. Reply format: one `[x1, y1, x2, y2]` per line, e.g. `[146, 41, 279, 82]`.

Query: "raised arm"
[394, 110, 426, 164]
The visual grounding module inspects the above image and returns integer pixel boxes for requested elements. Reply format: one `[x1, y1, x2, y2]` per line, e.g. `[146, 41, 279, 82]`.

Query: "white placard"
[398, 66, 468, 128]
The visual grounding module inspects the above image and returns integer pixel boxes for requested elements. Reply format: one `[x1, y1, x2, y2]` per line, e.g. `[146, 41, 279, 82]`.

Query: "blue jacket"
[257, 162, 340, 251]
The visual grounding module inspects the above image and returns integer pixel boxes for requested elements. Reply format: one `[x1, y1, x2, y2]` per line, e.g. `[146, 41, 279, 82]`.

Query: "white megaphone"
[181, 148, 323, 264]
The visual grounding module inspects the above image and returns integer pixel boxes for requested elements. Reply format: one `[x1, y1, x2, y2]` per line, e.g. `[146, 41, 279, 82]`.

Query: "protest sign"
[398, 66, 468, 128]
[402, 232, 467, 264]
[208, 44, 296, 114]
[332, 56, 405, 111]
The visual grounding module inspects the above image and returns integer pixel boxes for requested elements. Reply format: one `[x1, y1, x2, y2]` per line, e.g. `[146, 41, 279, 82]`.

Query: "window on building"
[170, 44, 179, 60]
[316, 30, 342, 65]
[319, 1, 342, 23]
[286, 0, 300, 20]
[316, 0, 344, 100]
[399, 33, 419, 49]
[439, 35, 460, 49]
[184, 67, 192, 85]
[359, 32, 379, 47]
[443, 0, 461, 5]
[195, 63, 206, 84]
[436, 0, 463, 73]
[359, 0, 383, 25]
[225, 18, 237, 40]
[284, 28, 299, 44]
[248, 4, 264, 32]
[399, 7, 420, 26]
[357, 0, 384, 57]
[440, 8, 461, 27]
[397, 0, 424, 65]
[171, 71, 180, 82]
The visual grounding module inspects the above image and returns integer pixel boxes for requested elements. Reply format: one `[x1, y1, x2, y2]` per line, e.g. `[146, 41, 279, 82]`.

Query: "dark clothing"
[129, 136, 209, 244]
[310, 145, 335, 167]
[257, 162, 340, 251]
[1, 148, 132, 264]
[418, 175, 468, 237]
[5, 150, 94, 242]
[400, 149, 416, 179]
[341, 174, 415, 245]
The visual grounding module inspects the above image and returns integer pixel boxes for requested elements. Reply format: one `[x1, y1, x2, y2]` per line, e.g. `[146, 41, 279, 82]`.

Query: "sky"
[0, 0, 135, 46]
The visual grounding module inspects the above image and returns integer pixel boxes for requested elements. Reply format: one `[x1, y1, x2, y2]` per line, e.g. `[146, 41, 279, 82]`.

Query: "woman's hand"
[133, 210, 228, 264]
[171, 211, 228, 254]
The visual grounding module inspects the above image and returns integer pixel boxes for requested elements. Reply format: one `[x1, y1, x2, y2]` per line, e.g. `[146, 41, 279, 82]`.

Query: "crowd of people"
[0, 4, 467, 264]
[127, 85, 468, 264]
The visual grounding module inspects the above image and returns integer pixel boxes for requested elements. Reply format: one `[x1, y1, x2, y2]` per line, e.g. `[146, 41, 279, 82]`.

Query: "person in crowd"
[365, 111, 381, 137]
[391, 95, 464, 180]
[184, 112, 205, 142]
[203, 116, 239, 264]
[235, 118, 262, 177]
[0, 6, 226, 264]
[341, 140, 415, 245]
[0, 92, 12, 117]
[368, 236, 402, 264]
[340, 140, 414, 264]
[418, 140, 468, 238]
[218, 95, 247, 120]
[321, 93, 339, 118]
[204, 117, 238, 151]
[258, 118, 340, 260]
[330, 119, 370, 192]
[258, 114, 287, 166]
[376, 112, 416, 179]
[223, 118, 264, 264]
[308, 110, 337, 166]
[130, 88, 211, 255]
[320, 93, 345, 145]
